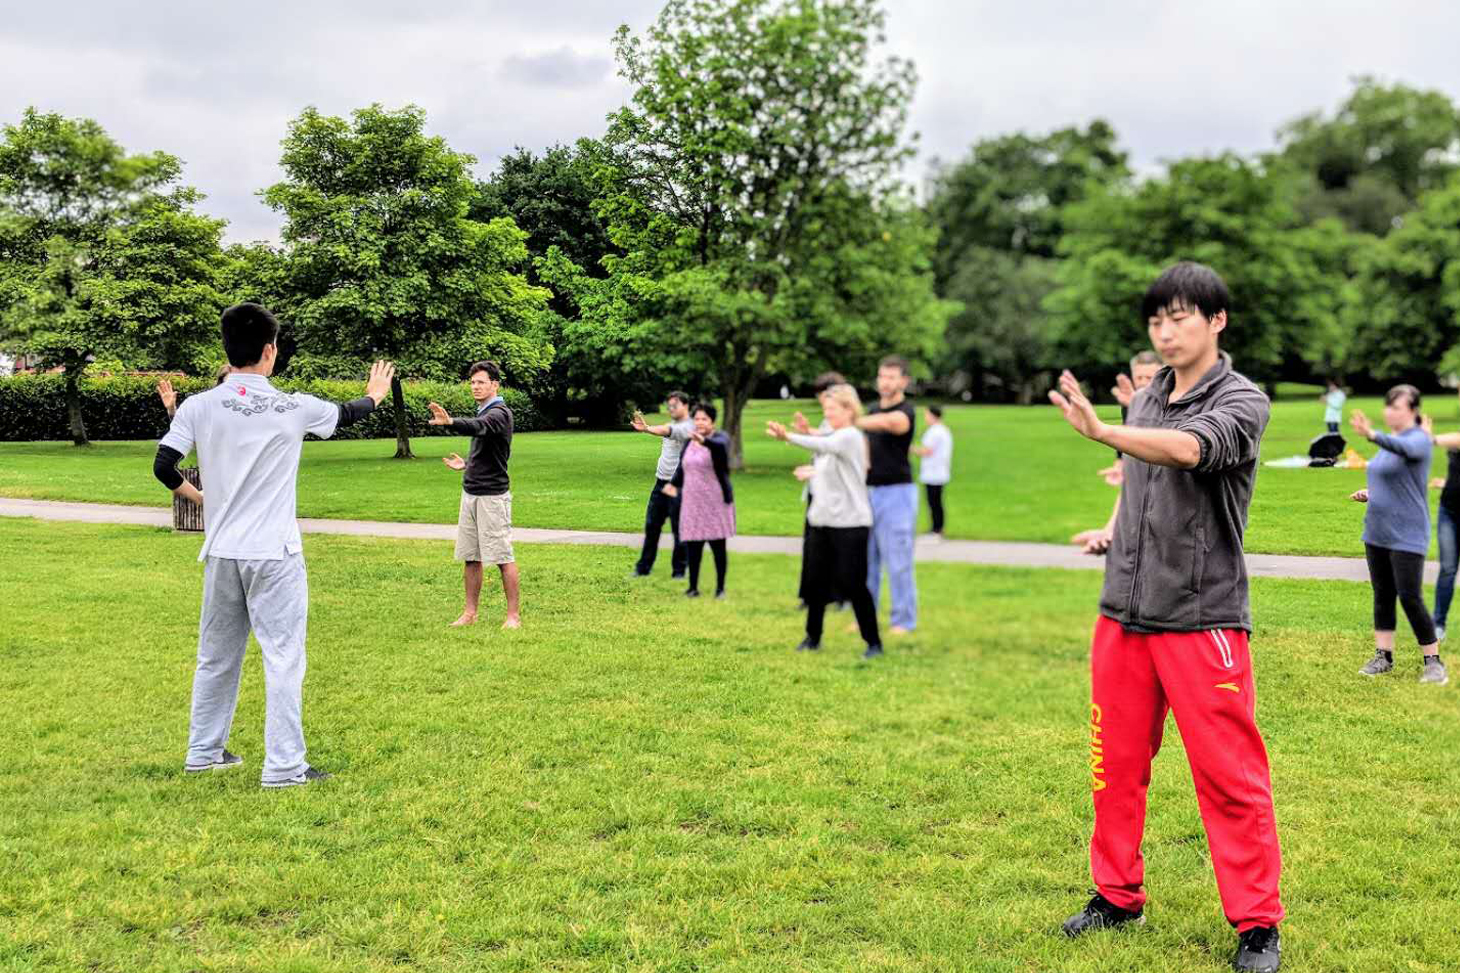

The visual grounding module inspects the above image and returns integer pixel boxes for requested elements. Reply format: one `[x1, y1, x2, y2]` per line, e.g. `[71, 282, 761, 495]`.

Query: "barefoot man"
[428, 361, 521, 629]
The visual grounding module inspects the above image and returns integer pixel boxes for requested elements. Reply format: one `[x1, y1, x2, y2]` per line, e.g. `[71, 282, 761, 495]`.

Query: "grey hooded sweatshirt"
[1100, 353, 1270, 633]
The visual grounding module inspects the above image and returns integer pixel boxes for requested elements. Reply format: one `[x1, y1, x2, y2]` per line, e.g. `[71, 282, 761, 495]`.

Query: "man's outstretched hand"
[442, 452, 466, 472]
[364, 361, 396, 405]
[1112, 373, 1136, 408]
[1049, 370, 1107, 443]
[427, 402, 453, 426]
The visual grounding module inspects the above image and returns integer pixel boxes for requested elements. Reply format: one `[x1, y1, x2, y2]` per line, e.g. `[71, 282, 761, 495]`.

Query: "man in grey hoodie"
[1048, 263, 1284, 973]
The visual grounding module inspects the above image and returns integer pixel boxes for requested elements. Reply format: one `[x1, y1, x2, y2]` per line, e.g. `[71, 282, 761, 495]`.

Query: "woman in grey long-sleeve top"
[1350, 385, 1446, 684]
[767, 384, 884, 658]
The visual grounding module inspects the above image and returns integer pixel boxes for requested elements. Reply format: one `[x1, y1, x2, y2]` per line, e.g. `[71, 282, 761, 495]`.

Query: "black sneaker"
[185, 749, 242, 773]
[862, 644, 885, 660]
[714, 590, 726, 600]
[262, 767, 332, 789]
[1234, 926, 1280, 972]
[685, 589, 701, 599]
[671, 571, 686, 580]
[796, 638, 820, 652]
[1060, 894, 1145, 938]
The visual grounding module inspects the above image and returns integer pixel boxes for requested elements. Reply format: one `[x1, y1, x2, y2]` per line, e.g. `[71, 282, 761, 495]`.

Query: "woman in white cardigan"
[768, 384, 884, 659]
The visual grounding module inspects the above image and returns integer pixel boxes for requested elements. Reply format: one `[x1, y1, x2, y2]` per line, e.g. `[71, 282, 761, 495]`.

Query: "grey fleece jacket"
[1100, 353, 1271, 633]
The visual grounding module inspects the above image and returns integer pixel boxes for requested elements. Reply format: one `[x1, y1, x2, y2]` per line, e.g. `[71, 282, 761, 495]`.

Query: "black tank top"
[1442, 450, 1460, 513]
[866, 400, 915, 486]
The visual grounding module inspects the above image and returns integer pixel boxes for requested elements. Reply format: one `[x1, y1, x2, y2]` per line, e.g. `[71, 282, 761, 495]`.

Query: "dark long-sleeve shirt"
[1099, 353, 1270, 633]
[450, 397, 513, 496]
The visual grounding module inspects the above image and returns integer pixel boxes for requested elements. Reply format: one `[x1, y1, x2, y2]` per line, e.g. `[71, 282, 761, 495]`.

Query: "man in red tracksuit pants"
[1049, 262, 1284, 973]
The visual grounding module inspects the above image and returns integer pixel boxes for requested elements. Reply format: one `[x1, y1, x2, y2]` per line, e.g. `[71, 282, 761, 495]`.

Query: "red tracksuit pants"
[1088, 615, 1285, 932]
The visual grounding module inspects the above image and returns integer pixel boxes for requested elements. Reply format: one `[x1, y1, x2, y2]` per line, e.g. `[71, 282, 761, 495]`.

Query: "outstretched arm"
[856, 409, 911, 435]
[631, 411, 672, 437]
[1049, 371, 1202, 470]
[153, 445, 202, 506]
[336, 361, 394, 428]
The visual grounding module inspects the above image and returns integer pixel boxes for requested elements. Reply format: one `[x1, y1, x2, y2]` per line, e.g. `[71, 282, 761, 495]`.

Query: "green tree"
[1277, 77, 1460, 235]
[1344, 175, 1460, 385]
[264, 104, 551, 458]
[0, 109, 227, 445]
[1046, 156, 1356, 391]
[559, 0, 947, 466]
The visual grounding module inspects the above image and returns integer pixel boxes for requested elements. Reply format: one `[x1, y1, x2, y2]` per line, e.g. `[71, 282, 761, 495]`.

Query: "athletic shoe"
[627, 571, 651, 580]
[685, 589, 701, 599]
[1359, 652, 1393, 676]
[1233, 926, 1281, 972]
[714, 590, 726, 600]
[671, 572, 687, 580]
[1420, 658, 1449, 685]
[862, 644, 884, 659]
[1060, 894, 1145, 938]
[796, 639, 820, 652]
[262, 767, 332, 789]
[1437, 626, 1447, 642]
[185, 750, 242, 773]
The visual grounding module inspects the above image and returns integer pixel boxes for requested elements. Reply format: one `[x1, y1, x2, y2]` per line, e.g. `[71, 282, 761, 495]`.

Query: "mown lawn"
[2, 517, 1458, 972]
[1, 394, 1456, 556]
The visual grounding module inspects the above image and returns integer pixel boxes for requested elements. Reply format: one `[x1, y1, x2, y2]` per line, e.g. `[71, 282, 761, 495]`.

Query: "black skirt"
[803, 525, 871, 605]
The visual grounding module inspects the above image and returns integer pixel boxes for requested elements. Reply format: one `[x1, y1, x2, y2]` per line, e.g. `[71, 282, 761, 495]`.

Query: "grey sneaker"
[1420, 659, 1449, 685]
[1359, 652, 1393, 677]
[1436, 626, 1447, 642]
[185, 749, 242, 773]
[262, 767, 332, 789]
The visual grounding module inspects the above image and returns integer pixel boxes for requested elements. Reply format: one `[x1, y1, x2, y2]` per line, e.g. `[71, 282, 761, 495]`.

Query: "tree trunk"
[390, 376, 413, 459]
[721, 374, 759, 471]
[65, 364, 89, 447]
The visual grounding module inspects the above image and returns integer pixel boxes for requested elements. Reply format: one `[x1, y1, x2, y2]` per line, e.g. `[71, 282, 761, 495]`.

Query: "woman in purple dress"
[664, 402, 735, 598]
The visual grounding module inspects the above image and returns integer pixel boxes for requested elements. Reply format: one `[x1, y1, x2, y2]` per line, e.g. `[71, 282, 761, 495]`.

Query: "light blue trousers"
[867, 482, 918, 630]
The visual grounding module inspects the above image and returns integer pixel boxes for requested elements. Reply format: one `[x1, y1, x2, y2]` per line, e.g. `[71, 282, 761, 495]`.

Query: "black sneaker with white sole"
[262, 767, 332, 789]
[1234, 925, 1280, 972]
[185, 750, 243, 773]
[1061, 893, 1145, 937]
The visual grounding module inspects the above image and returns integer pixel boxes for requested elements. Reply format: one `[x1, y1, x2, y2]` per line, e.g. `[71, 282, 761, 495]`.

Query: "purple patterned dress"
[678, 441, 736, 541]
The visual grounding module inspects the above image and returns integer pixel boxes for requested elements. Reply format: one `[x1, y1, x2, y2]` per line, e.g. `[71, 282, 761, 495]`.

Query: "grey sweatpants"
[186, 554, 310, 783]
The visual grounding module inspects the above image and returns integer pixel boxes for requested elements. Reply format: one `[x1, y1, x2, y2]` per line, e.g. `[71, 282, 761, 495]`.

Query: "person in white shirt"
[1321, 379, 1347, 434]
[629, 391, 694, 579]
[153, 303, 393, 788]
[915, 405, 953, 537]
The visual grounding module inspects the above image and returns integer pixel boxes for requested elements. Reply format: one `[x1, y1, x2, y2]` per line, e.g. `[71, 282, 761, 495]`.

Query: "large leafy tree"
[264, 104, 551, 458]
[1046, 155, 1356, 391]
[557, 0, 948, 467]
[0, 109, 227, 445]
[1277, 78, 1460, 236]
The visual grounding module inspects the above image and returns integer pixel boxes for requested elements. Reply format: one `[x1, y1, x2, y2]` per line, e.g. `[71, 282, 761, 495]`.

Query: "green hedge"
[0, 373, 547, 442]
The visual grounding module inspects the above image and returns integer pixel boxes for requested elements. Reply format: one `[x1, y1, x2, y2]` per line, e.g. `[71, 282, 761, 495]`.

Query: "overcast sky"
[5, 1, 1459, 244]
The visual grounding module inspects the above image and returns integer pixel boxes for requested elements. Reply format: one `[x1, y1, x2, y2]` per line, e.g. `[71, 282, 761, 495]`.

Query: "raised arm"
[1050, 371, 1204, 470]
[856, 409, 911, 435]
[631, 411, 673, 437]
[336, 361, 394, 428]
[1352, 410, 1429, 461]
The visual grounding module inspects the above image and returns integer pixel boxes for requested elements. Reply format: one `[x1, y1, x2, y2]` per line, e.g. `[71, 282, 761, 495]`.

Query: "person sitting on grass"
[1349, 387, 1445, 684]
[428, 361, 521, 630]
[768, 383, 883, 659]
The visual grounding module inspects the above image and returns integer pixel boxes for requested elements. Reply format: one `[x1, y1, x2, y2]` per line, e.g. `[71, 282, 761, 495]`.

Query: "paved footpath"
[0, 497, 1416, 584]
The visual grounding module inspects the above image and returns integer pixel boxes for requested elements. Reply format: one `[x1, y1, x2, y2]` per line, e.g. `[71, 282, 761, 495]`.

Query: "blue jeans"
[867, 482, 918, 630]
[1437, 506, 1458, 629]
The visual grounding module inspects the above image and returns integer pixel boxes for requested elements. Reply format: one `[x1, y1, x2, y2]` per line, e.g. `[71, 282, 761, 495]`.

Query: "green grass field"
[4, 393, 1458, 557]
[3, 517, 1459, 972]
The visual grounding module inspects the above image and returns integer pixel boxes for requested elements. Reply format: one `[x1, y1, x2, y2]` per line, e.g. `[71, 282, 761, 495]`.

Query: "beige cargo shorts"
[454, 491, 514, 564]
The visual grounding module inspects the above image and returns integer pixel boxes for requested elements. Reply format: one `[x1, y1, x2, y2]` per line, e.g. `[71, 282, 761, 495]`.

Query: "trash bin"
[172, 467, 204, 531]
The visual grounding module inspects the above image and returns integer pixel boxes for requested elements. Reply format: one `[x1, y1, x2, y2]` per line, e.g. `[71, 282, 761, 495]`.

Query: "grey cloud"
[499, 48, 613, 89]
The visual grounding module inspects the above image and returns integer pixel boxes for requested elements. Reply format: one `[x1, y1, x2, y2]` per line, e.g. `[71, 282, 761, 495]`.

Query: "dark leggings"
[686, 539, 727, 594]
[925, 484, 945, 534]
[807, 590, 879, 648]
[1365, 543, 1437, 645]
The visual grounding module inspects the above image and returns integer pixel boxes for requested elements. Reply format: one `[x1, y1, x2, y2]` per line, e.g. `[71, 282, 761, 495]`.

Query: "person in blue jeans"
[1427, 412, 1460, 641]
[856, 355, 918, 634]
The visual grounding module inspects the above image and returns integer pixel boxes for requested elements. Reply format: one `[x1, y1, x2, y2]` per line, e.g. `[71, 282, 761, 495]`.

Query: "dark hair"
[1140, 262, 1230, 324]
[468, 360, 501, 382]
[878, 355, 910, 376]
[667, 390, 690, 406]
[691, 401, 717, 422]
[812, 371, 847, 394]
[220, 303, 280, 367]
[927, 404, 943, 418]
[1385, 384, 1422, 421]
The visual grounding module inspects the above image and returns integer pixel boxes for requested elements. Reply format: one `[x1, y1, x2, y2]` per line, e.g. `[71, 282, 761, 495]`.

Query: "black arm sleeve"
[336, 396, 377, 428]
[153, 444, 185, 490]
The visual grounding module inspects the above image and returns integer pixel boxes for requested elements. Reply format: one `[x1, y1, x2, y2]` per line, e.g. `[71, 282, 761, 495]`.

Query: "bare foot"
[502, 616, 521, 630]
[450, 612, 478, 628]
[889, 625, 913, 637]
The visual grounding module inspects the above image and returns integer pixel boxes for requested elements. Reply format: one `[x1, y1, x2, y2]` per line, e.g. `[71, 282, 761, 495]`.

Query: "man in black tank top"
[855, 355, 919, 636]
